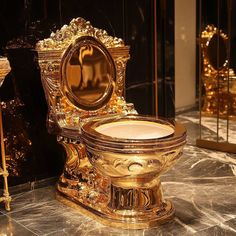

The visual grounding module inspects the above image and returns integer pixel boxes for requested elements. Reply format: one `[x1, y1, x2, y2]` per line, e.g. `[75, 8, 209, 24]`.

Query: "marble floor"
[0, 111, 236, 235]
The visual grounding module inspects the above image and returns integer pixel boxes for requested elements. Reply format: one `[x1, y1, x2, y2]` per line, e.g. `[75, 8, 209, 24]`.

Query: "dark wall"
[0, 0, 175, 186]
[156, 0, 175, 118]
[199, 0, 236, 70]
[196, 0, 236, 98]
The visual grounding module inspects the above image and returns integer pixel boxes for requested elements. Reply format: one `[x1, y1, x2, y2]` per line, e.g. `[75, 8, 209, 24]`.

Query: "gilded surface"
[37, 18, 134, 133]
[36, 17, 186, 229]
[201, 25, 236, 118]
[0, 57, 11, 211]
[0, 56, 32, 176]
[36, 18, 124, 51]
[1, 99, 32, 176]
[0, 57, 11, 86]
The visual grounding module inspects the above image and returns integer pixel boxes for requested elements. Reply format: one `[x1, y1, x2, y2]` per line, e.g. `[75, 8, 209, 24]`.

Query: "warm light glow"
[95, 120, 174, 139]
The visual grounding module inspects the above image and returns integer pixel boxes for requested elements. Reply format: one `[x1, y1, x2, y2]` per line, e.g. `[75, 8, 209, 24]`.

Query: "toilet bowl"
[36, 17, 187, 229]
[81, 114, 186, 227]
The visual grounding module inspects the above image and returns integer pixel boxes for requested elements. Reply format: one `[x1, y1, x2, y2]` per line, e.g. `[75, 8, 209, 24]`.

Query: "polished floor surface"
[0, 111, 236, 235]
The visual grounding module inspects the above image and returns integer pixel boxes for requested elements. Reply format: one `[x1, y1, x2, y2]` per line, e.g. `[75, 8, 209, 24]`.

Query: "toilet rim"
[81, 114, 187, 147]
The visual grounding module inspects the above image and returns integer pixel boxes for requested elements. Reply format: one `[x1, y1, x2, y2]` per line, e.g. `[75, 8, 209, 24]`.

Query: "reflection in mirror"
[207, 33, 227, 70]
[198, 25, 236, 151]
[65, 40, 114, 109]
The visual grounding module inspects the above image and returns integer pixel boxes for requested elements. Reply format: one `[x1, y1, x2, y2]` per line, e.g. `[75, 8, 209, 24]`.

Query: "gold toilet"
[36, 17, 186, 229]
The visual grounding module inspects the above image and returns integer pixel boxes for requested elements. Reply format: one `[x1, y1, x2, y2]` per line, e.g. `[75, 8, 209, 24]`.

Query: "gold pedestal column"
[0, 57, 11, 211]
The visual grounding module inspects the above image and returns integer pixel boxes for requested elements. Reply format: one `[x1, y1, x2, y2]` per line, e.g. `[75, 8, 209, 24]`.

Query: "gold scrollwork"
[37, 18, 124, 51]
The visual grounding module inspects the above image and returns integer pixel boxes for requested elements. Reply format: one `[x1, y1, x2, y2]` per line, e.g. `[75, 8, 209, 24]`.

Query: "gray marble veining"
[194, 218, 236, 236]
[0, 215, 37, 235]
[177, 111, 236, 144]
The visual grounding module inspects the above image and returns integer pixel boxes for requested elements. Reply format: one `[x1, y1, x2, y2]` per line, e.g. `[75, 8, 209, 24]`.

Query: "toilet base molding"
[56, 187, 175, 229]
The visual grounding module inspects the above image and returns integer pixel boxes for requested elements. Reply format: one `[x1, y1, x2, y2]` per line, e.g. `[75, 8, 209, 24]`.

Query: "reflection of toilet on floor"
[36, 17, 186, 229]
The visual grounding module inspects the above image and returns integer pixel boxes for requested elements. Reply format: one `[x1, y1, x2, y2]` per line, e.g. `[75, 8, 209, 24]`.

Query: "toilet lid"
[61, 36, 116, 110]
[95, 120, 174, 139]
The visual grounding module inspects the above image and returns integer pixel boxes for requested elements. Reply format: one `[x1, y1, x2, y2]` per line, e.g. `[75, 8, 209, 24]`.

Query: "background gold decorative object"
[0, 57, 11, 211]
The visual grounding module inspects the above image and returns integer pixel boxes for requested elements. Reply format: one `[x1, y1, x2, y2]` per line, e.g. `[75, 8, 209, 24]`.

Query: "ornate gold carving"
[37, 18, 134, 133]
[88, 145, 184, 188]
[201, 25, 228, 75]
[36, 18, 186, 229]
[115, 58, 127, 96]
[38, 60, 61, 102]
[201, 25, 236, 118]
[57, 136, 109, 208]
[1, 99, 32, 176]
[36, 17, 124, 51]
[0, 57, 11, 85]
[36, 17, 136, 223]
[1, 56, 33, 177]
[79, 114, 186, 228]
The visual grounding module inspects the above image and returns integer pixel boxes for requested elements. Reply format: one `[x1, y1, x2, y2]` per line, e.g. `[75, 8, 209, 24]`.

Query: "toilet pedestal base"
[56, 176, 175, 229]
[55, 138, 179, 229]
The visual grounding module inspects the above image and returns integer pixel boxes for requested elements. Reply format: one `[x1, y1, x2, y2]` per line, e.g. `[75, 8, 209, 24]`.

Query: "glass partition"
[196, 0, 236, 153]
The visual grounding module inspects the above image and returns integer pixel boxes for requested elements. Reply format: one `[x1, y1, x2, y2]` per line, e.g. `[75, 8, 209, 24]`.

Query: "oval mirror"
[61, 36, 116, 110]
[207, 33, 227, 70]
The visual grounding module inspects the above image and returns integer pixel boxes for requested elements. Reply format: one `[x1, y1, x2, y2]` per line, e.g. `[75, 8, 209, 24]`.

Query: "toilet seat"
[82, 114, 186, 151]
[93, 118, 174, 139]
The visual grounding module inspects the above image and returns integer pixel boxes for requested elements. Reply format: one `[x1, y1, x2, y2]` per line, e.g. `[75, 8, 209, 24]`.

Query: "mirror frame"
[206, 32, 227, 71]
[201, 25, 228, 73]
[61, 36, 116, 111]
